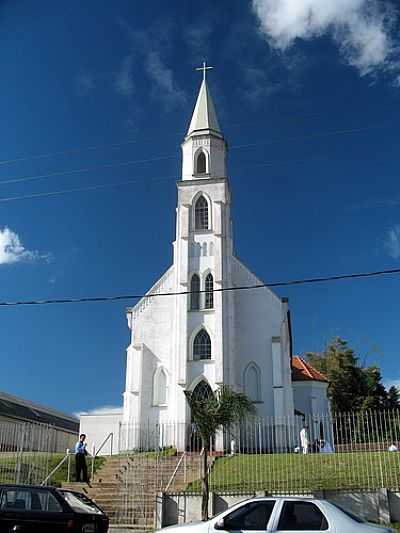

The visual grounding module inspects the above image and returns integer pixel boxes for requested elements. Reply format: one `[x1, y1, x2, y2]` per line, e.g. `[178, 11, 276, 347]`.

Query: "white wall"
[231, 257, 294, 420]
[292, 381, 330, 416]
[79, 412, 122, 456]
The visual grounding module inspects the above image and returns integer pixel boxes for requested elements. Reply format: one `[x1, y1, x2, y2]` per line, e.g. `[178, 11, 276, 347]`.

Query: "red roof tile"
[292, 356, 328, 383]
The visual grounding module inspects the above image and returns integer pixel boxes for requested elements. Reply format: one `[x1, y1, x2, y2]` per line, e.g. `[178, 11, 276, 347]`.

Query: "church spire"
[181, 64, 227, 181]
[186, 63, 222, 138]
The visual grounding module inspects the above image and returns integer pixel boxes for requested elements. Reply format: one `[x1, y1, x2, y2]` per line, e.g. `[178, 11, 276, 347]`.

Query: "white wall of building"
[79, 411, 122, 456]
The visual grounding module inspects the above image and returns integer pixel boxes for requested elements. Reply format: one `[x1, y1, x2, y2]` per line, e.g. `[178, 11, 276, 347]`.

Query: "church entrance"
[188, 380, 214, 452]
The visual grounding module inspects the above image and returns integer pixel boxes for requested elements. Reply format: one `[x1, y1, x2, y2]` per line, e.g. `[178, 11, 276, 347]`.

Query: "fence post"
[67, 450, 71, 482]
[91, 443, 96, 482]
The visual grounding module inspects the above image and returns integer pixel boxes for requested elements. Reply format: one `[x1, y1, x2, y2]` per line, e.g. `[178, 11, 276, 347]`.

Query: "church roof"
[187, 79, 222, 137]
[292, 356, 328, 383]
[0, 390, 79, 433]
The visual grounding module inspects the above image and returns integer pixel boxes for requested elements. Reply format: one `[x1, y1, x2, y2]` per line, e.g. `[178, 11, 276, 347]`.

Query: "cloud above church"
[117, 17, 187, 109]
[384, 224, 400, 258]
[251, 0, 400, 81]
[114, 54, 135, 96]
[145, 50, 187, 108]
[77, 405, 123, 417]
[0, 227, 46, 265]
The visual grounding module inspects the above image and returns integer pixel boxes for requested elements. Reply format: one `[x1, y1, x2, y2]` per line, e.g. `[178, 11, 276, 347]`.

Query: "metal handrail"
[164, 452, 186, 492]
[41, 450, 72, 486]
[91, 432, 114, 481]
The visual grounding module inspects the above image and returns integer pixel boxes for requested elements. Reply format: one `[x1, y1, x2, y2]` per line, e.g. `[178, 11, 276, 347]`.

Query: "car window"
[223, 501, 275, 530]
[59, 491, 103, 515]
[278, 501, 328, 531]
[0, 489, 62, 513]
[327, 501, 364, 523]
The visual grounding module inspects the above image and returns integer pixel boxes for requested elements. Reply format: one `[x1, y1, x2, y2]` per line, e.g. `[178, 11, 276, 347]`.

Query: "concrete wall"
[157, 489, 400, 528]
[79, 412, 122, 456]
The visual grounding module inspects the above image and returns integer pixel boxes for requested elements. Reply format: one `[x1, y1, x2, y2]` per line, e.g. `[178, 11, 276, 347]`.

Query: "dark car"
[0, 484, 109, 532]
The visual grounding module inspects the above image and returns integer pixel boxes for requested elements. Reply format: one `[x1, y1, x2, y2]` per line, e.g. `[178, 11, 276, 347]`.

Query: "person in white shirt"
[300, 425, 309, 455]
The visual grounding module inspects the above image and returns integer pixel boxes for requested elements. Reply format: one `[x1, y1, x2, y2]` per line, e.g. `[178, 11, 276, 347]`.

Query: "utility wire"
[0, 109, 365, 168]
[0, 157, 325, 203]
[0, 154, 177, 186]
[0, 122, 389, 188]
[1, 267, 399, 308]
[0, 175, 177, 202]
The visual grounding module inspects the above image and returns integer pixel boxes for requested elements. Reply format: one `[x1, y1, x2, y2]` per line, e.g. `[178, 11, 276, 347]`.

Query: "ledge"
[187, 359, 215, 364]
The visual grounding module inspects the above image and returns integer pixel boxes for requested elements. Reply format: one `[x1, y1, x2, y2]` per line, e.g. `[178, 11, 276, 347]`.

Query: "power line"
[0, 175, 177, 202]
[0, 154, 177, 187]
[0, 156, 325, 203]
[0, 109, 361, 168]
[0, 122, 390, 189]
[1, 267, 399, 308]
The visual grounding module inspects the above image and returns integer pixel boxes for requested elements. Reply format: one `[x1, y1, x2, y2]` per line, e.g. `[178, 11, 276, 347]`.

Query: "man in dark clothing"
[75, 433, 89, 483]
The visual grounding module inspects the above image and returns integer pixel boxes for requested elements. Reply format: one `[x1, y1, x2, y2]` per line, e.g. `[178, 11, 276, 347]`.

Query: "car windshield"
[59, 491, 103, 515]
[328, 501, 365, 523]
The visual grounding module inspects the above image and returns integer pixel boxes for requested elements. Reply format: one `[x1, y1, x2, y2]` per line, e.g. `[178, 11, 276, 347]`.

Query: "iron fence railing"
[112, 410, 400, 528]
[0, 420, 76, 486]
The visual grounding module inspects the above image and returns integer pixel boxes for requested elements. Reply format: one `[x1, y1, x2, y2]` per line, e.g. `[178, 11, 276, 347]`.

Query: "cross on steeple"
[195, 61, 213, 82]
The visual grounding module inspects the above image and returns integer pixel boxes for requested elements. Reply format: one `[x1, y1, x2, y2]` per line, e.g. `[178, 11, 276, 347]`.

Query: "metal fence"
[0, 420, 76, 485]
[2, 412, 399, 529]
[118, 410, 400, 494]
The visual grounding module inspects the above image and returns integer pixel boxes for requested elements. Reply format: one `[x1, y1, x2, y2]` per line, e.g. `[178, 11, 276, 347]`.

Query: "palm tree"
[185, 385, 255, 521]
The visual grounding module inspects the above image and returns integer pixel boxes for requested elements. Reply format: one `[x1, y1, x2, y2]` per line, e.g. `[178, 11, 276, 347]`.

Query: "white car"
[160, 497, 395, 533]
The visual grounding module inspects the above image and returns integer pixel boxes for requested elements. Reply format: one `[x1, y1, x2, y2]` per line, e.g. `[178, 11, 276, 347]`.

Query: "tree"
[307, 338, 365, 412]
[307, 337, 395, 413]
[386, 386, 400, 409]
[184, 385, 255, 521]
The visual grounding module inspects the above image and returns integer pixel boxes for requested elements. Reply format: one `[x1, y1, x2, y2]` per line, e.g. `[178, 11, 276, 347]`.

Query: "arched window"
[244, 362, 261, 402]
[194, 196, 209, 231]
[190, 274, 200, 311]
[205, 273, 214, 309]
[193, 329, 211, 360]
[196, 151, 207, 174]
[153, 367, 167, 405]
[192, 380, 213, 401]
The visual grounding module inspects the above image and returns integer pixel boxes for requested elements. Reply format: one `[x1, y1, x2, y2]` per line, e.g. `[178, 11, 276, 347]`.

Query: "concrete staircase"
[62, 453, 204, 531]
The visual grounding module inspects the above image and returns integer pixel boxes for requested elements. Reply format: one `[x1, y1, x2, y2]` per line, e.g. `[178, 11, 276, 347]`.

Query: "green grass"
[121, 446, 177, 459]
[0, 453, 105, 487]
[187, 452, 400, 492]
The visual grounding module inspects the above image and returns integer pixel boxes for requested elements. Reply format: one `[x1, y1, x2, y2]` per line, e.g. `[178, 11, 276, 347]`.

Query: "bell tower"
[171, 64, 236, 424]
[181, 63, 227, 181]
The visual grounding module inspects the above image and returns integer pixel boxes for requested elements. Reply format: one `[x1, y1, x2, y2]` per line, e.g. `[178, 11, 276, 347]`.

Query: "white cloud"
[184, 25, 212, 56]
[384, 378, 400, 391]
[0, 227, 44, 265]
[251, 0, 399, 78]
[76, 405, 123, 417]
[78, 72, 95, 96]
[115, 55, 135, 96]
[145, 50, 187, 108]
[384, 225, 400, 258]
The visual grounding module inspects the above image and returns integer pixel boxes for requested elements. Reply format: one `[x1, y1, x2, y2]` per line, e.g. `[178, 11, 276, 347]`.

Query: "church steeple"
[181, 64, 227, 181]
[186, 79, 222, 138]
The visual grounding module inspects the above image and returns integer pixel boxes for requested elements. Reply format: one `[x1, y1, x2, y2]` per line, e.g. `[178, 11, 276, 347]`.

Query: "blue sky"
[0, 0, 400, 416]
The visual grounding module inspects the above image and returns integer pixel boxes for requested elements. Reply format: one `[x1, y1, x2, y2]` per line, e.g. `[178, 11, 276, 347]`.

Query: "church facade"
[80, 76, 330, 453]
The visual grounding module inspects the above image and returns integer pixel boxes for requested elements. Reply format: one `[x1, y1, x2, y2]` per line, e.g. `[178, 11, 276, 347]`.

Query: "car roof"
[249, 496, 317, 500]
[0, 484, 57, 490]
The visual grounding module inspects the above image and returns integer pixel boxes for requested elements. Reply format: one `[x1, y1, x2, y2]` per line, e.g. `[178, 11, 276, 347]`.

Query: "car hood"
[158, 520, 208, 532]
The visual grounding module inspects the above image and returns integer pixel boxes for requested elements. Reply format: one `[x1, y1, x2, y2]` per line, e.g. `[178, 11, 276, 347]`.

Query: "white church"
[81, 69, 330, 453]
